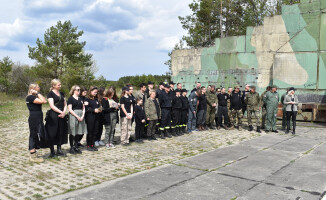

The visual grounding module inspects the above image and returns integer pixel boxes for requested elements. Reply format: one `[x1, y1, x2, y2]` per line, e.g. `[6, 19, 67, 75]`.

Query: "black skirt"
[45, 110, 68, 146]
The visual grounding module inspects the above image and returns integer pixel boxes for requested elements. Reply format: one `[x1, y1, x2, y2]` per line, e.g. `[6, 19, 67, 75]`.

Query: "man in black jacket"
[159, 84, 172, 138]
[217, 88, 229, 130]
[230, 85, 243, 130]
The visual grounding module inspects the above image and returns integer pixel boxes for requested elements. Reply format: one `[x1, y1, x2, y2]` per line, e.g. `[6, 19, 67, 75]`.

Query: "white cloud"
[0, 19, 25, 46]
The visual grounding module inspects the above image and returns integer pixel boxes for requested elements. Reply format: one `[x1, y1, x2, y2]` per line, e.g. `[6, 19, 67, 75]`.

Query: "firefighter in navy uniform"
[159, 84, 173, 138]
[169, 81, 176, 97]
[180, 89, 189, 134]
[171, 89, 183, 136]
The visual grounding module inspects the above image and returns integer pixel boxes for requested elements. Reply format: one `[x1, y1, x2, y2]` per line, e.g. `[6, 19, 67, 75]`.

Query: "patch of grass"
[303, 148, 314, 155]
[35, 171, 54, 181]
[227, 141, 233, 145]
[230, 197, 237, 200]
[32, 193, 42, 200]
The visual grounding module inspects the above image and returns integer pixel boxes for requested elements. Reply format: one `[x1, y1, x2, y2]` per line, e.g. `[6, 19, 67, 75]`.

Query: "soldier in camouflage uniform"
[230, 85, 243, 130]
[245, 86, 262, 133]
[263, 85, 280, 133]
[206, 85, 218, 129]
[261, 86, 271, 130]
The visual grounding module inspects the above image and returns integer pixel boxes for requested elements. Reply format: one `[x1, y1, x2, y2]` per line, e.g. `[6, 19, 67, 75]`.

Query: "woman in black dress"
[77, 87, 88, 147]
[95, 87, 105, 147]
[26, 83, 47, 163]
[85, 86, 102, 151]
[45, 79, 68, 157]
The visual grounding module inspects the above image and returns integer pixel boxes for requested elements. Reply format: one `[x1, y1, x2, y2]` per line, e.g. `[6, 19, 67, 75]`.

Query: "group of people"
[26, 79, 299, 163]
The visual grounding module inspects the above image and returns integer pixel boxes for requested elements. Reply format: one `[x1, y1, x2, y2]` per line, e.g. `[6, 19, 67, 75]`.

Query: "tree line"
[0, 20, 170, 97]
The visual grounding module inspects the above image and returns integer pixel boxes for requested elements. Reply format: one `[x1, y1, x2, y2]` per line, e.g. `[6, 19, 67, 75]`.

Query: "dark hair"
[201, 86, 205, 89]
[139, 83, 146, 88]
[87, 86, 98, 99]
[97, 87, 105, 103]
[80, 87, 87, 96]
[109, 86, 119, 102]
[196, 89, 202, 96]
[136, 97, 142, 103]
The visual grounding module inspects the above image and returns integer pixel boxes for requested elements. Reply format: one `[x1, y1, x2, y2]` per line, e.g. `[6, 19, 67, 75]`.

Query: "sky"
[0, 0, 192, 81]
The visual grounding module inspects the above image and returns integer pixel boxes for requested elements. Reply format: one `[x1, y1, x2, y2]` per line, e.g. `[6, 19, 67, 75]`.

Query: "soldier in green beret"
[245, 85, 262, 132]
[263, 85, 280, 133]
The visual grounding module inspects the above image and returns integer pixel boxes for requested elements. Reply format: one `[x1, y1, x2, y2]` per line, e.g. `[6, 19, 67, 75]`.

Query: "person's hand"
[58, 113, 65, 118]
[193, 111, 196, 114]
[141, 119, 145, 123]
[259, 107, 261, 110]
[79, 116, 84, 121]
[84, 101, 89, 106]
[147, 118, 150, 121]
[212, 103, 216, 107]
[94, 108, 99, 113]
[31, 89, 38, 95]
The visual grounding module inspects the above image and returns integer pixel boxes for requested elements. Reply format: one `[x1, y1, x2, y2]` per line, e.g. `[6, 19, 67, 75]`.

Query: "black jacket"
[198, 94, 207, 111]
[217, 93, 229, 107]
[159, 91, 172, 108]
[181, 95, 189, 110]
[230, 91, 242, 110]
[101, 98, 114, 125]
[172, 96, 182, 109]
[135, 105, 146, 122]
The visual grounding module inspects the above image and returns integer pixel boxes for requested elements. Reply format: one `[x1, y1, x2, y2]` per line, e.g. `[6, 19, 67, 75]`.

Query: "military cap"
[159, 82, 164, 85]
[271, 85, 278, 88]
[250, 85, 256, 90]
[148, 81, 154, 85]
[289, 87, 295, 91]
[164, 84, 170, 88]
[181, 89, 188, 93]
[169, 81, 176, 85]
[175, 89, 181, 93]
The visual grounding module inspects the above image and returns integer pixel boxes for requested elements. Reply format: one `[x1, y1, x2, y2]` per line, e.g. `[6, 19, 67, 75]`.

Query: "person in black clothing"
[135, 98, 146, 143]
[197, 87, 207, 131]
[169, 81, 176, 97]
[67, 85, 86, 154]
[145, 81, 154, 97]
[180, 89, 189, 134]
[159, 84, 172, 138]
[26, 83, 47, 163]
[95, 87, 105, 147]
[128, 85, 136, 141]
[155, 82, 164, 134]
[241, 84, 250, 115]
[120, 87, 134, 145]
[229, 85, 243, 130]
[85, 86, 101, 151]
[215, 88, 221, 127]
[171, 89, 183, 136]
[45, 79, 68, 157]
[77, 87, 88, 147]
[216, 87, 230, 130]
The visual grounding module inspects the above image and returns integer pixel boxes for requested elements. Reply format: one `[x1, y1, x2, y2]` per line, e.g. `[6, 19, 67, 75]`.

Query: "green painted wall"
[171, 0, 326, 103]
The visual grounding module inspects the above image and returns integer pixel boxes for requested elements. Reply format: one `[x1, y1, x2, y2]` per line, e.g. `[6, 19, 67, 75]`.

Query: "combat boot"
[171, 129, 177, 136]
[179, 127, 184, 135]
[175, 128, 180, 136]
[183, 126, 188, 134]
[29, 152, 44, 163]
[249, 125, 253, 131]
[166, 129, 172, 138]
[256, 126, 261, 133]
[238, 125, 243, 131]
[158, 130, 165, 139]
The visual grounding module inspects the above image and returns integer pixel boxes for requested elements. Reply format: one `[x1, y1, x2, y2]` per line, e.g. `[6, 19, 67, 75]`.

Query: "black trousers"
[286, 111, 297, 131]
[28, 112, 43, 150]
[242, 106, 247, 115]
[95, 114, 104, 141]
[217, 106, 229, 127]
[86, 113, 99, 146]
[171, 109, 181, 128]
[135, 120, 144, 140]
[160, 108, 171, 130]
[181, 109, 188, 127]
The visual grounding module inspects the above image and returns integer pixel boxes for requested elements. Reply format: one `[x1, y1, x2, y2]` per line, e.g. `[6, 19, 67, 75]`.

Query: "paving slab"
[312, 142, 326, 155]
[216, 149, 299, 181]
[237, 183, 321, 200]
[270, 136, 322, 153]
[147, 172, 258, 200]
[239, 134, 292, 149]
[48, 164, 205, 200]
[266, 154, 326, 192]
[175, 144, 258, 171]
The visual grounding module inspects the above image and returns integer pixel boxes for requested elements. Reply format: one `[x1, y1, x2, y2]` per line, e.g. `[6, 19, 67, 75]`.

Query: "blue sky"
[0, 0, 192, 80]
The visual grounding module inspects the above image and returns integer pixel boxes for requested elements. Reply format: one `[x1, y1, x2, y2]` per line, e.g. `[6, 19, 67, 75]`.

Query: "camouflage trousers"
[247, 108, 261, 127]
[206, 106, 216, 126]
[231, 109, 243, 126]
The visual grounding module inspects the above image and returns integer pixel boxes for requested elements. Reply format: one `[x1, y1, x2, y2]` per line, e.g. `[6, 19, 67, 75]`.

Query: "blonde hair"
[104, 88, 114, 98]
[27, 83, 39, 96]
[69, 85, 80, 96]
[149, 89, 156, 96]
[49, 79, 61, 91]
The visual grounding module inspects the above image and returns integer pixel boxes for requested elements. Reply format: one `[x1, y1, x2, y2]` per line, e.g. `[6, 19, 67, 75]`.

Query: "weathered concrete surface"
[48, 126, 326, 200]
